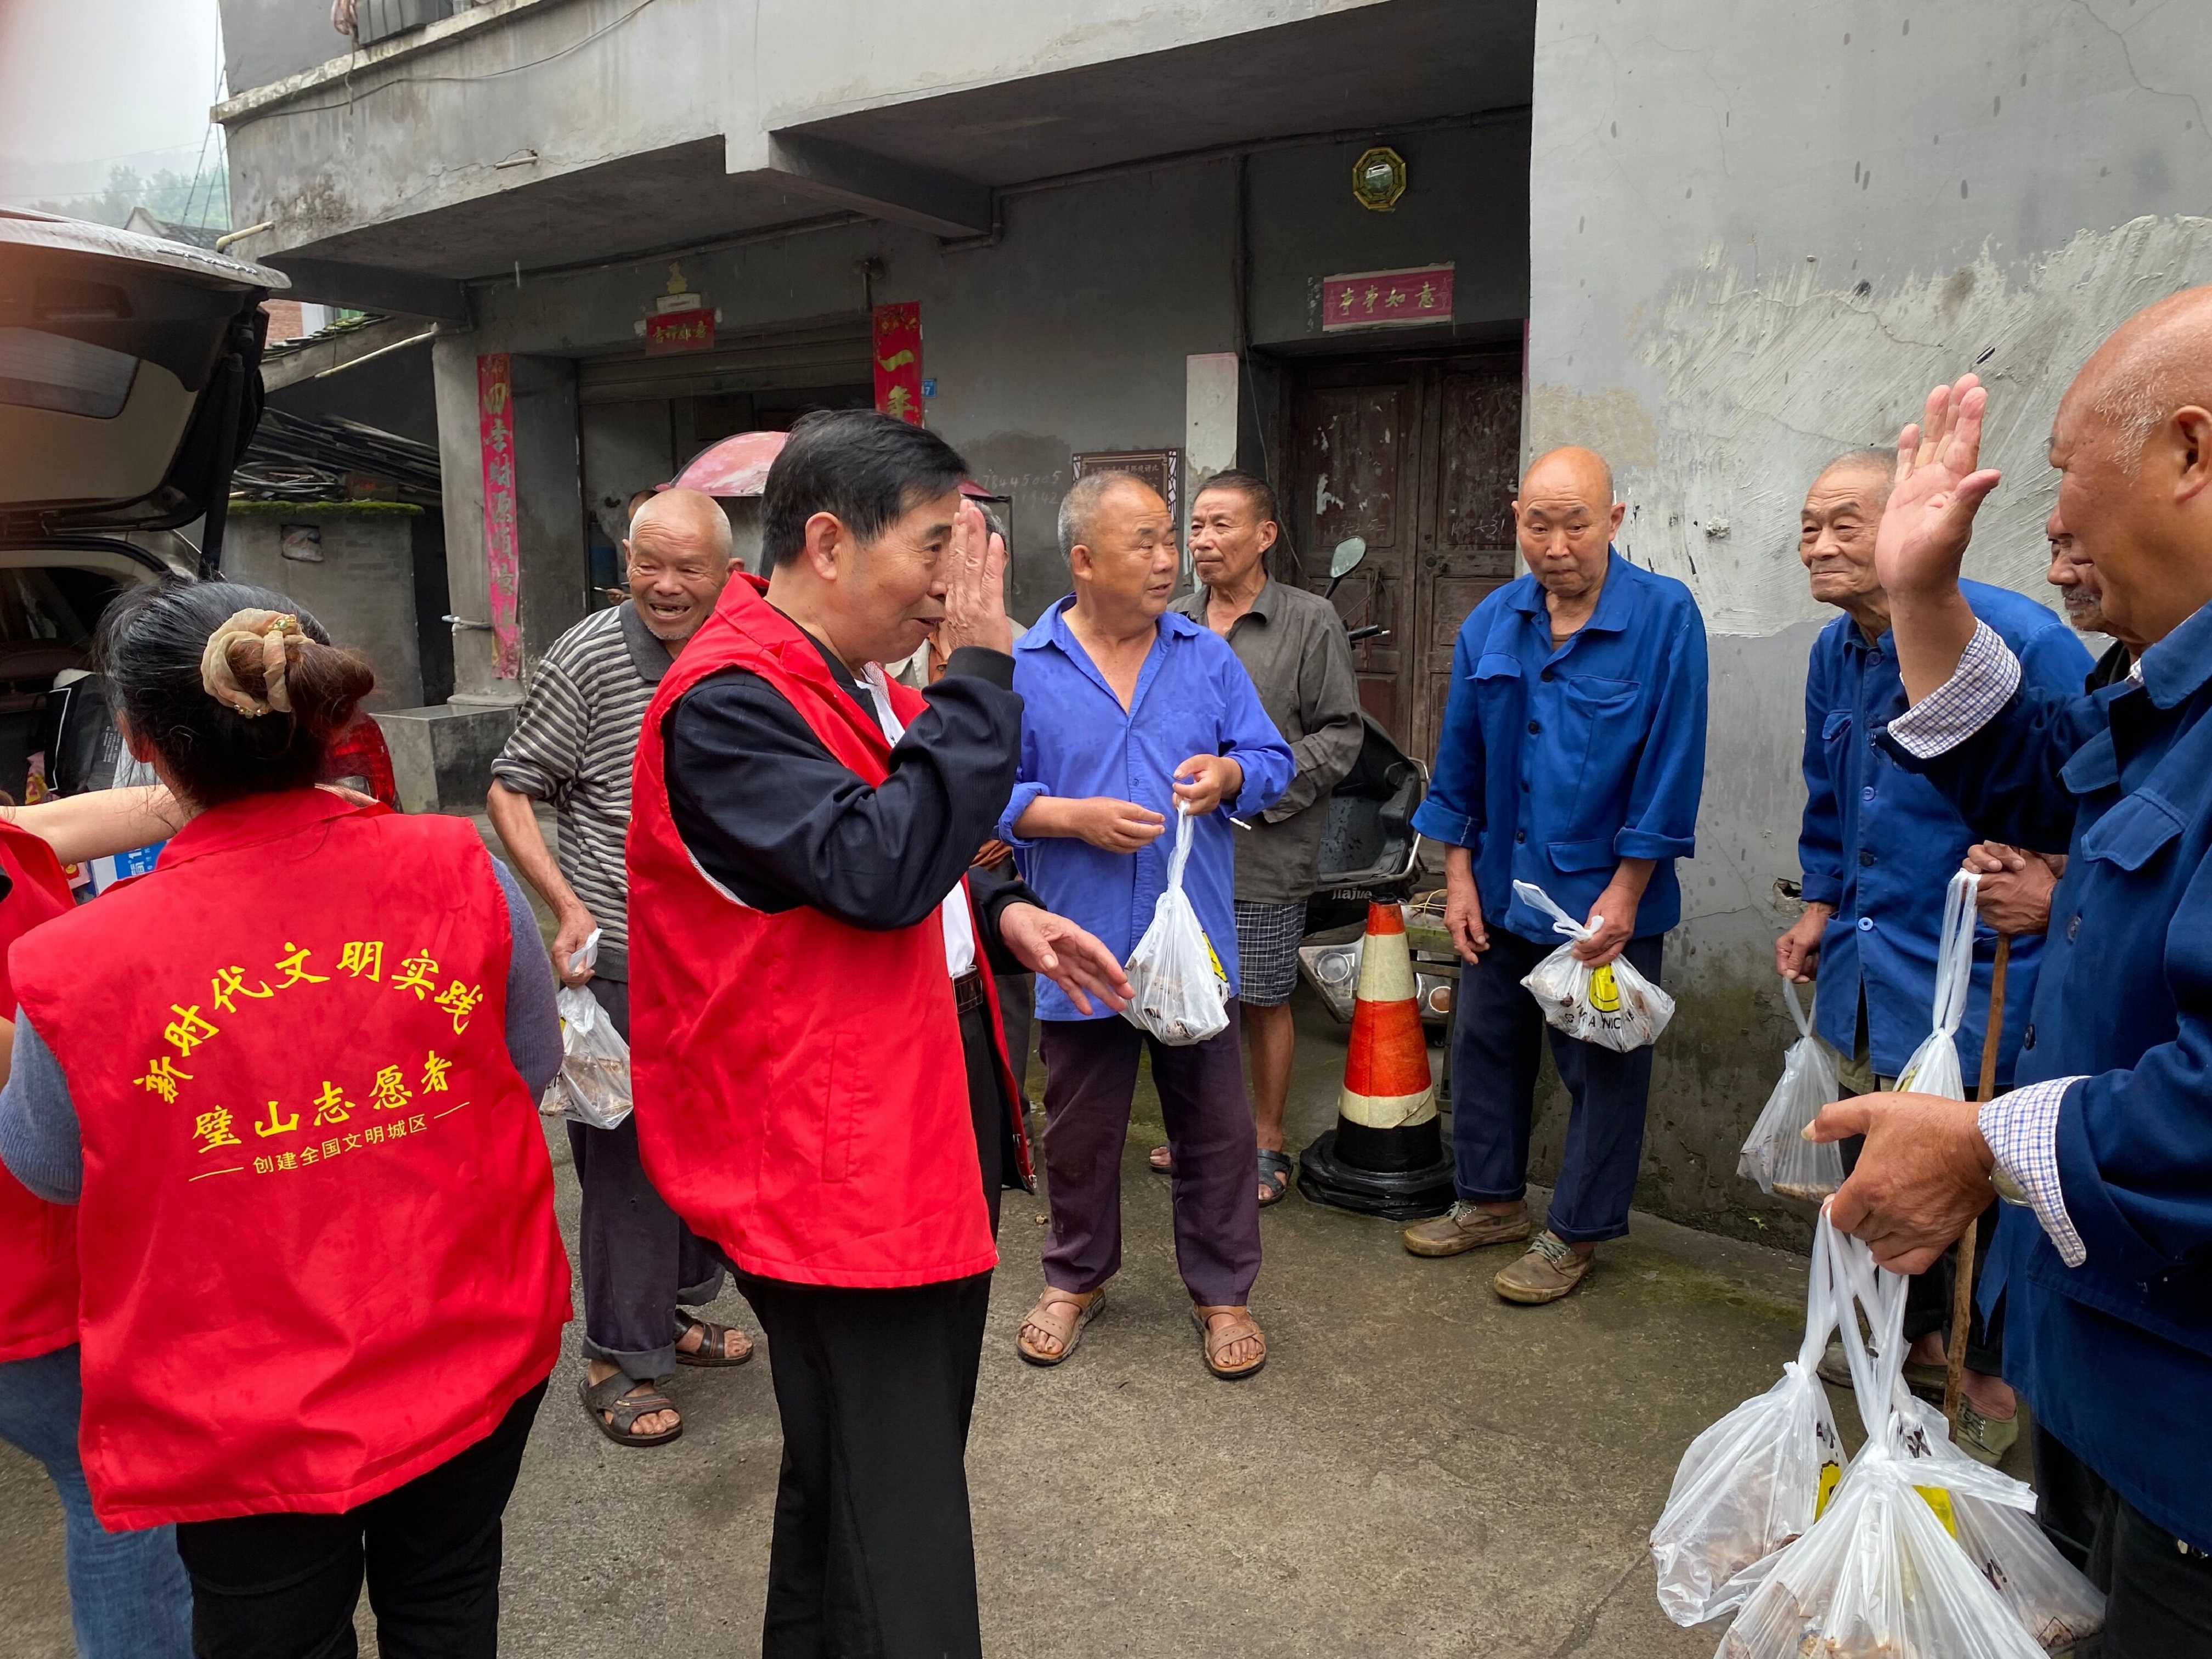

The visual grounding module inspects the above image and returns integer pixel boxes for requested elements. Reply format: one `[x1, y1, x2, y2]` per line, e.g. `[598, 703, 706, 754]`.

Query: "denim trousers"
[0, 1344, 193, 1658]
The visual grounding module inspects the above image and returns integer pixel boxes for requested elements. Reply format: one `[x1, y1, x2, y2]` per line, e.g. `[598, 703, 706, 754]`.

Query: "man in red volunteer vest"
[629, 410, 1130, 1657]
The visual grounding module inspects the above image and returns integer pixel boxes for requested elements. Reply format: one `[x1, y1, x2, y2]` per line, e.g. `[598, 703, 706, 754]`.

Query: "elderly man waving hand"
[1404, 446, 1708, 1304]
[1815, 298, 2212, 1656]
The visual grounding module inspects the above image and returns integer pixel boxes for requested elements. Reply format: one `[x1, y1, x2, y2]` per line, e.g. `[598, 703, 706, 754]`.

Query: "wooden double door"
[1285, 349, 1523, 764]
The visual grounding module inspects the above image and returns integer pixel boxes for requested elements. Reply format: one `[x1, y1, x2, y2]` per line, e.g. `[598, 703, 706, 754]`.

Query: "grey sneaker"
[1401, 1200, 1532, 1258]
[1494, 1231, 1595, 1305]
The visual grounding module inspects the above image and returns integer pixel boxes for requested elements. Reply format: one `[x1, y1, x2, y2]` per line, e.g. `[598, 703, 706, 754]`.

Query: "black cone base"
[1297, 1115, 1456, 1221]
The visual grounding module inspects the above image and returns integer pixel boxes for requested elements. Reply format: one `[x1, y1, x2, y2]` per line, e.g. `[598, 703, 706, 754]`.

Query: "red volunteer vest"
[628, 576, 1028, 1288]
[12, 790, 569, 1528]
[0, 823, 82, 1364]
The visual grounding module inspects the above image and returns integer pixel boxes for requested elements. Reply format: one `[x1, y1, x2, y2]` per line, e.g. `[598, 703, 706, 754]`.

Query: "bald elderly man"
[1781, 447, 2089, 1463]
[1820, 295, 2212, 1651]
[1404, 447, 1708, 1302]
[489, 487, 751, 1447]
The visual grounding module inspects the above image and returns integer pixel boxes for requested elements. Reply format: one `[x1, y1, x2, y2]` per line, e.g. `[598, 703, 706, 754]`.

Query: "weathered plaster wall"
[1527, 0, 2212, 1245]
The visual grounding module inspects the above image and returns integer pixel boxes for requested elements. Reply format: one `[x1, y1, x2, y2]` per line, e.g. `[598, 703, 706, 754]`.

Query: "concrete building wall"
[224, 0, 734, 268]
[223, 506, 428, 710]
[1526, 0, 2212, 1245]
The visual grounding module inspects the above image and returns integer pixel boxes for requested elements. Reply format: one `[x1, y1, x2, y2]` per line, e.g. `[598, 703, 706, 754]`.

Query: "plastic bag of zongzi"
[1737, 978, 1845, 1201]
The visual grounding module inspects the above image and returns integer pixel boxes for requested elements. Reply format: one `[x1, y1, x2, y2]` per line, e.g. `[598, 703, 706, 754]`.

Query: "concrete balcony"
[215, 0, 1533, 313]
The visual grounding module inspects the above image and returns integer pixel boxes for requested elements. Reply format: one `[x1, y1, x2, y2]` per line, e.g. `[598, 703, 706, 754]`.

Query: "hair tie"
[200, 608, 301, 718]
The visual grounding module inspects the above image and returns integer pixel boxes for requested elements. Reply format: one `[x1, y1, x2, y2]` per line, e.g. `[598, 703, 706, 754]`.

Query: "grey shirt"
[489, 602, 673, 981]
[1171, 578, 1363, 904]
[0, 857, 562, 1205]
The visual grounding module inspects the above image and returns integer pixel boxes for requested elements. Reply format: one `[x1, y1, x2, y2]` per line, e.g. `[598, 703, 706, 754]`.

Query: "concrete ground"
[0, 972, 2033, 1659]
[0, 816, 2034, 1652]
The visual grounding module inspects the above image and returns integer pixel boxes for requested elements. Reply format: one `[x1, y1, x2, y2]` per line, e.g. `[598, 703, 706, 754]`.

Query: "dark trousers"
[2034, 1424, 2212, 1658]
[568, 976, 725, 1380]
[995, 972, 1035, 1104]
[734, 1272, 993, 1659]
[174, 1380, 546, 1659]
[1038, 1002, 1261, 1306]
[726, 995, 1007, 1657]
[1449, 928, 1664, 1244]
[957, 989, 1009, 1231]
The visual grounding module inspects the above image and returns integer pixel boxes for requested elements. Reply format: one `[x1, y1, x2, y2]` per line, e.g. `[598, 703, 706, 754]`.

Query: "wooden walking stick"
[1945, 932, 2011, 1437]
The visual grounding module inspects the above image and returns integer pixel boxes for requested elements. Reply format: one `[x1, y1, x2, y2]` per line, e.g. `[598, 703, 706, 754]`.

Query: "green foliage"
[31, 162, 229, 233]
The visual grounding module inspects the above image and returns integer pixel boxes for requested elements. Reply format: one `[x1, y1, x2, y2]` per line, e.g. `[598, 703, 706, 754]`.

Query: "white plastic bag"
[1513, 879, 1675, 1052]
[1737, 979, 1846, 1200]
[1651, 1216, 1850, 1625]
[1716, 1222, 2053, 1659]
[1894, 869, 1979, 1099]
[542, 931, 634, 1130]
[1826, 1235, 2106, 1654]
[1121, 806, 1229, 1046]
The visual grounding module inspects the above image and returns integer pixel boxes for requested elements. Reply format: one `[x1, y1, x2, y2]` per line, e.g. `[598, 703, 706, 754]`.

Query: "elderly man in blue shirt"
[1815, 310, 2212, 1657]
[1777, 447, 2090, 1463]
[1000, 472, 1294, 1380]
[1404, 445, 1708, 1305]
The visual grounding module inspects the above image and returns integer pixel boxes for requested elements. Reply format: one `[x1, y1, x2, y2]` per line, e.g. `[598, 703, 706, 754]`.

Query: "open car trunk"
[0, 211, 284, 798]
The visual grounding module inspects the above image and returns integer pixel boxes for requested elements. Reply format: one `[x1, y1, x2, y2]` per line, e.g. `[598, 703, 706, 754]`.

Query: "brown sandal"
[1015, 1286, 1105, 1367]
[579, 1372, 682, 1447]
[1192, 1304, 1267, 1381]
[675, 1317, 754, 1368]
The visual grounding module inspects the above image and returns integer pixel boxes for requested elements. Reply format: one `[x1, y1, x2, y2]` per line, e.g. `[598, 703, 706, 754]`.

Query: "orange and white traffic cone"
[1297, 901, 1457, 1219]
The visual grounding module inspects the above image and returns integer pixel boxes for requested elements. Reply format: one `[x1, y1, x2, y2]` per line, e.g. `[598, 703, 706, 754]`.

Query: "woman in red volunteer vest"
[0, 582, 569, 1659]
[0, 785, 198, 1657]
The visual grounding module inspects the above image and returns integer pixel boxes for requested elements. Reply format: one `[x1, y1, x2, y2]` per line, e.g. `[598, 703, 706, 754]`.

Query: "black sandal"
[675, 1316, 754, 1368]
[579, 1372, 682, 1447]
[1256, 1148, 1293, 1207]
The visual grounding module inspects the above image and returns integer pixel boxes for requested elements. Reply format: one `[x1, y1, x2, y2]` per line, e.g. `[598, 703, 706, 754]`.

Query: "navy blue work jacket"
[1798, 580, 2090, 1080]
[1413, 551, 1707, 944]
[1891, 597, 2212, 1549]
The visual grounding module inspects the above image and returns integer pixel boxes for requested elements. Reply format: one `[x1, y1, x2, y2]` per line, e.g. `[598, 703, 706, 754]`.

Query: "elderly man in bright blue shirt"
[999, 472, 1293, 1381]
[1404, 446, 1707, 1306]
[1777, 448, 2090, 1463]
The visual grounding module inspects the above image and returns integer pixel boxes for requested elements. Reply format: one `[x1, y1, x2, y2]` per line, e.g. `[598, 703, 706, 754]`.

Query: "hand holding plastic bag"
[542, 931, 633, 1130]
[1651, 1216, 1849, 1625]
[1121, 806, 1229, 1046]
[1826, 1233, 2106, 1653]
[1716, 1219, 2051, 1659]
[1514, 880, 1674, 1052]
[1737, 979, 1845, 1200]
[1894, 869, 1979, 1100]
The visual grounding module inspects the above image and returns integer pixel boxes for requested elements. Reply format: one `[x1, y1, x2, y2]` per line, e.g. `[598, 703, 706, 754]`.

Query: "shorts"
[1233, 899, 1306, 1008]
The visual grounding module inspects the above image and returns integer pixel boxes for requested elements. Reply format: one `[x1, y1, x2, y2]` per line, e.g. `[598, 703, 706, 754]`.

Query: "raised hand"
[939, 497, 1013, 657]
[1874, 374, 2005, 602]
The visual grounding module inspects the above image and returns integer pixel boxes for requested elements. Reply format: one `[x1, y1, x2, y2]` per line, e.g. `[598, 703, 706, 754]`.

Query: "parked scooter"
[1293, 538, 1458, 1032]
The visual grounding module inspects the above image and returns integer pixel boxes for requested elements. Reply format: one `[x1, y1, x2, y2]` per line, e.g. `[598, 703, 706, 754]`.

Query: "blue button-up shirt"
[1412, 551, 1708, 943]
[1798, 579, 2090, 1079]
[1002, 598, 1294, 1022]
[1888, 596, 2212, 1549]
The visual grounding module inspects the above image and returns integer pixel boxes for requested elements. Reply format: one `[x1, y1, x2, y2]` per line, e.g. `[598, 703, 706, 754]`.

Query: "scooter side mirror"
[1329, 537, 1368, 580]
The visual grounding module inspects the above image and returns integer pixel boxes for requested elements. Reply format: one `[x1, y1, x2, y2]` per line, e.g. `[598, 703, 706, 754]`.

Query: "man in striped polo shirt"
[488, 487, 751, 1447]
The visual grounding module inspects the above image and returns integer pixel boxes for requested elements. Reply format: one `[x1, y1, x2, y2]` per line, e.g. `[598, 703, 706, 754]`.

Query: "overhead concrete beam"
[259, 313, 437, 393]
[264, 257, 472, 324]
[761, 131, 993, 239]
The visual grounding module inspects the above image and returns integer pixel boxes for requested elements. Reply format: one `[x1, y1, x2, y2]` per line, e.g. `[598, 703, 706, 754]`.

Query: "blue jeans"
[0, 1345, 192, 1658]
